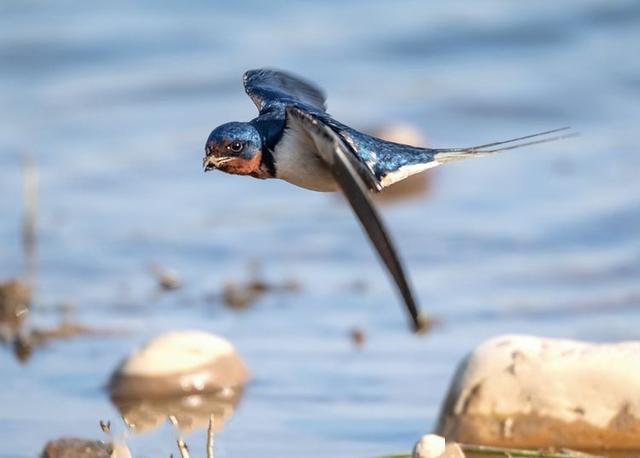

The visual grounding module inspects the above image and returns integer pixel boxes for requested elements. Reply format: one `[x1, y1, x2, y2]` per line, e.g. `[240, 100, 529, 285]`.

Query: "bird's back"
[333, 124, 437, 189]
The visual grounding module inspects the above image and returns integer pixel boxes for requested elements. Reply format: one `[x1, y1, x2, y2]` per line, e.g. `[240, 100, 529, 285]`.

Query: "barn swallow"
[203, 68, 573, 332]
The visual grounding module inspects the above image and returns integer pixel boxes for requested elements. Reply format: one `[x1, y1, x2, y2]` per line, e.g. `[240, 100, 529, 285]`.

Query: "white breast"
[273, 121, 338, 192]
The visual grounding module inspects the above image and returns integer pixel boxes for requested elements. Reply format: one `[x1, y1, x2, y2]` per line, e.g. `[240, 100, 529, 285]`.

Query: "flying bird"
[203, 68, 572, 332]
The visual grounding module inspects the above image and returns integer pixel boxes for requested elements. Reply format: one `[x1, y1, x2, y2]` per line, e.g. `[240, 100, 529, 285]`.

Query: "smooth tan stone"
[436, 334, 640, 450]
[41, 439, 130, 458]
[371, 124, 427, 147]
[109, 330, 249, 399]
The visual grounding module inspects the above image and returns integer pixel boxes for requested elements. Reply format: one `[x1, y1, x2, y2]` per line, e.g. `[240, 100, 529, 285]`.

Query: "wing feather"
[285, 106, 426, 333]
[244, 69, 327, 113]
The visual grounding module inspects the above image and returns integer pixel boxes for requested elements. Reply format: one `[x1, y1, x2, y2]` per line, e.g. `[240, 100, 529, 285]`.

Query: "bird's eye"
[228, 141, 244, 153]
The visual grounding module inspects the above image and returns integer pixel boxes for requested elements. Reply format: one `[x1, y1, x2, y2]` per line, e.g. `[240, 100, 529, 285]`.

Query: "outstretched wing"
[244, 69, 327, 113]
[285, 106, 427, 333]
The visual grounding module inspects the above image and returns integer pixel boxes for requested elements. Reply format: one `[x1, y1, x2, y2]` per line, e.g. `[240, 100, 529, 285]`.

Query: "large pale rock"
[436, 334, 640, 449]
[440, 443, 465, 458]
[109, 330, 249, 399]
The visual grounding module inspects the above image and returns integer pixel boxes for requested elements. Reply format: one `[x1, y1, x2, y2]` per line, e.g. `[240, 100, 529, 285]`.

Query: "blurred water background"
[1, 0, 639, 457]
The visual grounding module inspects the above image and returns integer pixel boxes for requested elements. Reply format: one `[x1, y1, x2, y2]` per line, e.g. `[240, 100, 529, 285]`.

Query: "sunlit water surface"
[1, 1, 639, 457]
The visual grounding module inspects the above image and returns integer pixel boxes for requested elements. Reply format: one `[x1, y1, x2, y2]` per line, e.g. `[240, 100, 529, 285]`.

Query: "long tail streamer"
[434, 127, 577, 162]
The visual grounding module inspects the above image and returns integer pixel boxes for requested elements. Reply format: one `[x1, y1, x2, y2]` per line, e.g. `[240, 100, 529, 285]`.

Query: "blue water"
[1, 1, 639, 457]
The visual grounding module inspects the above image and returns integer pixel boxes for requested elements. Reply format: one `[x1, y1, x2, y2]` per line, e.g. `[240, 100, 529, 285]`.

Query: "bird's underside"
[204, 68, 575, 332]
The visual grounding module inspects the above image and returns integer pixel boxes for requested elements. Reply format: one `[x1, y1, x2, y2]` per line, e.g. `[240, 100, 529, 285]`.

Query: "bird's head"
[203, 122, 263, 176]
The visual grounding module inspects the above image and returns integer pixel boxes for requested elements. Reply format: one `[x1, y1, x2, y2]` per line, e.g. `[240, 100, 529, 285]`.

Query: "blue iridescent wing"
[285, 106, 426, 333]
[244, 69, 327, 114]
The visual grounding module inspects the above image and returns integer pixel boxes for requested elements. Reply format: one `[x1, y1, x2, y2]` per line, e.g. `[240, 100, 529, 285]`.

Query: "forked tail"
[433, 127, 576, 163]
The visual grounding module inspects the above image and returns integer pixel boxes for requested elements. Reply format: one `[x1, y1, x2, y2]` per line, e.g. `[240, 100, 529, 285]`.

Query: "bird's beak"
[203, 155, 220, 172]
[203, 155, 236, 172]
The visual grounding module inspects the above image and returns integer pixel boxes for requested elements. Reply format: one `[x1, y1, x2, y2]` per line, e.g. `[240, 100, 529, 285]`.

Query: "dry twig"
[168, 415, 190, 458]
[207, 414, 215, 458]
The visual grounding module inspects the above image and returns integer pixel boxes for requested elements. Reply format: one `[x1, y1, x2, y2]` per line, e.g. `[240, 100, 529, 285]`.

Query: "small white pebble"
[413, 434, 446, 458]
